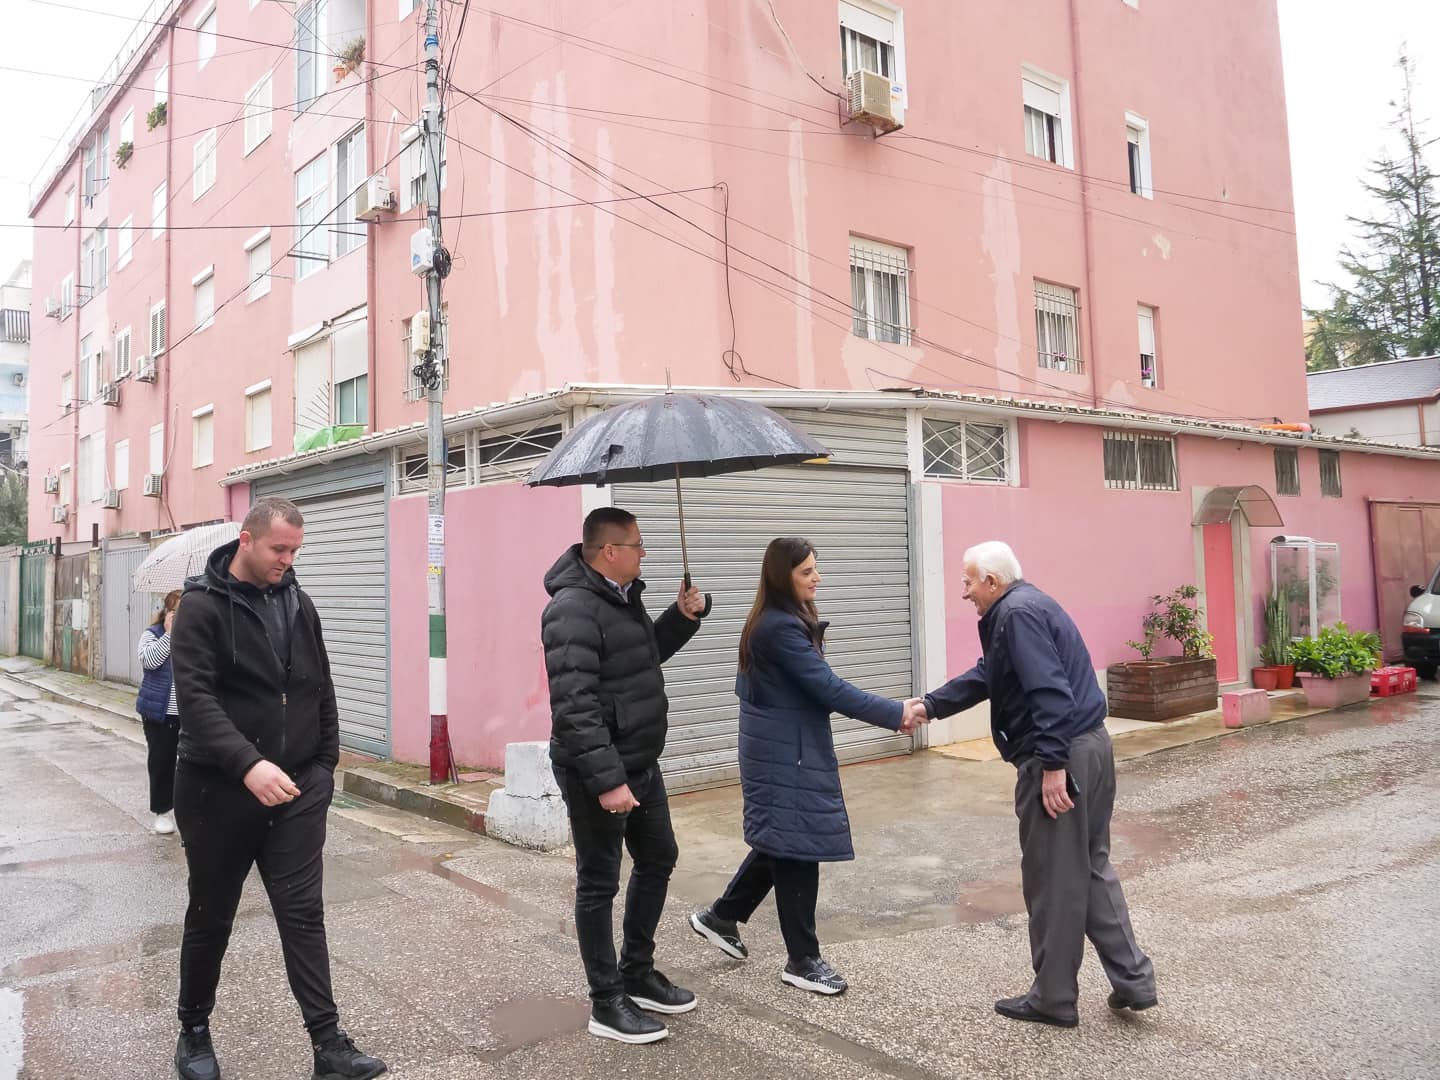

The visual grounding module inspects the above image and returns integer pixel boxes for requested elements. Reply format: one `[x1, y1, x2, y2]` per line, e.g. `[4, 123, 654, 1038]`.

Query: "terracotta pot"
[1295, 671, 1372, 709]
[1273, 664, 1295, 690]
[1251, 666, 1281, 691]
[333, 63, 348, 83]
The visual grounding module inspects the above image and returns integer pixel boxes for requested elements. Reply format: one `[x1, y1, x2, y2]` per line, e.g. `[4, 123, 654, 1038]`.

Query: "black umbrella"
[526, 393, 829, 612]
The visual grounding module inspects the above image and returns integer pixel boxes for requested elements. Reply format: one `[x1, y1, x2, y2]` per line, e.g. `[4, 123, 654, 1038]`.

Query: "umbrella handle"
[682, 572, 713, 620]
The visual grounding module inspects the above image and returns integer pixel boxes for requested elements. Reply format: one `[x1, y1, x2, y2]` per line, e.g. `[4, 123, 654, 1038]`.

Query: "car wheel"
[1415, 663, 1438, 681]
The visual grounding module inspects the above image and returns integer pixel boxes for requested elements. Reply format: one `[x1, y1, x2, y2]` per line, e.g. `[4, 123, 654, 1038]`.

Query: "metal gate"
[1370, 501, 1440, 662]
[103, 544, 155, 685]
[20, 543, 48, 660]
[617, 462, 915, 792]
[53, 552, 90, 673]
[0, 552, 13, 654]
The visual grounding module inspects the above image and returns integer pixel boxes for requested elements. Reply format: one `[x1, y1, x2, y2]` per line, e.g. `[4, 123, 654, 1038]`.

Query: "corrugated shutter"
[780, 408, 908, 469]
[103, 543, 153, 686]
[616, 463, 914, 792]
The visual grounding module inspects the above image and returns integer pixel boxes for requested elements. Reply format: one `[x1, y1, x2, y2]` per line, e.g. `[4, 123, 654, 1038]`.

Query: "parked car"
[1402, 567, 1440, 679]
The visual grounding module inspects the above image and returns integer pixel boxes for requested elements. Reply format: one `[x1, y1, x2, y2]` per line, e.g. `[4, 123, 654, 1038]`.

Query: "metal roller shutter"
[102, 543, 153, 686]
[616, 463, 915, 792]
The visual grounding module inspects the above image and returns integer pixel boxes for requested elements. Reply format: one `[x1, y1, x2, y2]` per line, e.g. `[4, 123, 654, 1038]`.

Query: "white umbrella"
[131, 522, 240, 594]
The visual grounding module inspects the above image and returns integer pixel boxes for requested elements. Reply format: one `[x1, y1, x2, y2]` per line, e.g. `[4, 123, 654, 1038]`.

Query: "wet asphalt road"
[1, 674, 1437, 1080]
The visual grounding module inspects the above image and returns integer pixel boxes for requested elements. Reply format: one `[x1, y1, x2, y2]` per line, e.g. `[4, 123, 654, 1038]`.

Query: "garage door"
[1370, 501, 1440, 663]
[616, 463, 915, 791]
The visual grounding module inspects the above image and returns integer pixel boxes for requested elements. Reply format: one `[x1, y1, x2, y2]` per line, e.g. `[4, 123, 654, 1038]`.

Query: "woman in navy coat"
[689, 538, 924, 995]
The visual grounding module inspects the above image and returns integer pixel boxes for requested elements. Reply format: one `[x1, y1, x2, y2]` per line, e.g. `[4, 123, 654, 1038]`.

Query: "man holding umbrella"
[542, 506, 707, 1045]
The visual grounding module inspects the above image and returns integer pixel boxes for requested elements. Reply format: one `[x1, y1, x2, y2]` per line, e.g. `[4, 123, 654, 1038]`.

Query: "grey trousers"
[1014, 726, 1155, 1020]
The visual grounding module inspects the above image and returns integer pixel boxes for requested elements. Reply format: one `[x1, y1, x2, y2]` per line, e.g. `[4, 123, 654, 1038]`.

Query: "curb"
[340, 766, 498, 837]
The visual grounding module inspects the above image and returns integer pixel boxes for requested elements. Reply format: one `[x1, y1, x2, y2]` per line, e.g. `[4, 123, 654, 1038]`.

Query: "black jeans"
[711, 849, 820, 963]
[554, 764, 679, 1001]
[173, 759, 339, 1039]
[141, 718, 180, 814]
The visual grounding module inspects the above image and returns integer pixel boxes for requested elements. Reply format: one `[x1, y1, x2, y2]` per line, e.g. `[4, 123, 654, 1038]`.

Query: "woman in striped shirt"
[137, 590, 182, 835]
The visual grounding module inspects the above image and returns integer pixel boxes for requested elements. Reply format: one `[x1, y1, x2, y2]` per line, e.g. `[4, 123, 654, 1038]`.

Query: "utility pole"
[420, 0, 454, 784]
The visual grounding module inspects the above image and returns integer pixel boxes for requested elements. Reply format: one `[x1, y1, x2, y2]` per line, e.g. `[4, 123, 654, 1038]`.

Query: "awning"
[1192, 485, 1284, 527]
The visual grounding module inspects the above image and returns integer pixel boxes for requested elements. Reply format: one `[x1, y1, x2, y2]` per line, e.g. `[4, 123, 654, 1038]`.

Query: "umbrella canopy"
[525, 393, 828, 487]
[132, 521, 240, 594]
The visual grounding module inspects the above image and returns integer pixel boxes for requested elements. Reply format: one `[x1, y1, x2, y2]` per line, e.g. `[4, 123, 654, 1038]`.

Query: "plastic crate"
[1370, 666, 1415, 697]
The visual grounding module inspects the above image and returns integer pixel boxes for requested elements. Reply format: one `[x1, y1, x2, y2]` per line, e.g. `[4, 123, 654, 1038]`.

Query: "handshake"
[898, 697, 931, 735]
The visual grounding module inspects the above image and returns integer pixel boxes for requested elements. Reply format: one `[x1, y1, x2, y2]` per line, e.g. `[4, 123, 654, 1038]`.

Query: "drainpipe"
[364, 0, 378, 434]
[1418, 402, 1427, 446]
[160, 23, 175, 532]
[71, 163, 81, 545]
[1067, 0, 1101, 409]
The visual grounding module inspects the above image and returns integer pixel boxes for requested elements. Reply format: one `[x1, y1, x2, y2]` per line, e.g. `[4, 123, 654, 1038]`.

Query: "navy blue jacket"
[924, 581, 1106, 769]
[136, 623, 174, 723]
[737, 608, 903, 862]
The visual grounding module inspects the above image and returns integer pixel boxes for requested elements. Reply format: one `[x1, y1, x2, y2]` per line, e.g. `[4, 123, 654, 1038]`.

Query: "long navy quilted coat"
[737, 608, 903, 862]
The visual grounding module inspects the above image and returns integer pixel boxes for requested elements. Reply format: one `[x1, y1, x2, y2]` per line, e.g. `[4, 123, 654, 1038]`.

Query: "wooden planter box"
[1295, 671, 1372, 709]
[1106, 657, 1219, 722]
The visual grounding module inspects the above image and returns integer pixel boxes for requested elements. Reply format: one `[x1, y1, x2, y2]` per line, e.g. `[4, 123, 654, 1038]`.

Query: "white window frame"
[1034, 280, 1082, 373]
[191, 404, 215, 468]
[400, 122, 447, 212]
[193, 128, 218, 200]
[244, 73, 273, 155]
[1126, 111, 1153, 199]
[295, 0, 326, 113]
[115, 326, 133, 378]
[149, 300, 167, 355]
[153, 65, 169, 108]
[116, 216, 134, 270]
[60, 373, 73, 412]
[149, 423, 165, 475]
[58, 465, 72, 506]
[79, 432, 104, 504]
[120, 108, 134, 149]
[335, 125, 367, 258]
[920, 416, 1014, 484]
[60, 274, 74, 318]
[1102, 430, 1178, 491]
[192, 265, 215, 331]
[1137, 304, 1157, 388]
[294, 153, 329, 279]
[849, 236, 912, 345]
[114, 438, 130, 492]
[838, 1, 907, 104]
[245, 380, 273, 452]
[152, 182, 167, 236]
[64, 186, 75, 226]
[245, 229, 272, 302]
[1022, 65, 1074, 169]
[78, 332, 96, 401]
[195, 4, 217, 69]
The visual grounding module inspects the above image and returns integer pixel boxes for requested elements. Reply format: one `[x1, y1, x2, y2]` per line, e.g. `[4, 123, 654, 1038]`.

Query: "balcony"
[0, 309, 28, 344]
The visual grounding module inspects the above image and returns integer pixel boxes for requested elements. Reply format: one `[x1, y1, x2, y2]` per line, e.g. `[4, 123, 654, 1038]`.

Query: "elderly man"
[913, 541, 1156, 1028]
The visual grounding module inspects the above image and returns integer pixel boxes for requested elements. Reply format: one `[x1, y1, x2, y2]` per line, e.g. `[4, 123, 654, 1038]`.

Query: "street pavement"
[1, 673, 1437, 1080]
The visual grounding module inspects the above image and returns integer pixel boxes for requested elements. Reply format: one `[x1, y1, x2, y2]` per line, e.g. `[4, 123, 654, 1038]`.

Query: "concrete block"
[483, 788, 571, 851]
[1222, 688, 1271, 728]
[503, 741, 561, 798]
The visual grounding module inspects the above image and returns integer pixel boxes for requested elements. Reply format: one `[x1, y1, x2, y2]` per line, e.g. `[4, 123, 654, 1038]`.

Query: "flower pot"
[1106, 657, 1219, 722]
[1251, 666, 1281, 691]
[333, 63, 348, 83]
[1295, 671, 1372, 709]
[1273, 664, 1295, 690]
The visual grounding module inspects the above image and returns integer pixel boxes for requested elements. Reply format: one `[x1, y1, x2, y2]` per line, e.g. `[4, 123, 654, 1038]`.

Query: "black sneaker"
[624, 970, 697, 1014]
[781, 956, 848, 995]
[311, 1030, 387, 1080]
[690, 908, 748, 960]
[588, 994, 669, 1044]
[174, 1025, 221, 1080]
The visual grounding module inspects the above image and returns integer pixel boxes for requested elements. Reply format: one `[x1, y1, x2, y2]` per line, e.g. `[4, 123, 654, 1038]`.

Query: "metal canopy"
[1192, 485, 1284, 527]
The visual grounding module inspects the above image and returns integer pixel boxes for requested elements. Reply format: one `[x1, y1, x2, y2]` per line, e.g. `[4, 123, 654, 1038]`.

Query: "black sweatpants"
[141, 718, 180, 814]
[711, 849, 821, 963]
[173, 759, 339, 1038]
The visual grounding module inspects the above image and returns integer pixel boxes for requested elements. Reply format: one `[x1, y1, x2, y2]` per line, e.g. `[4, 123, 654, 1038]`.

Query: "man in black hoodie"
[170, 496, 385, 1080]
[542, 507, 706, 1045]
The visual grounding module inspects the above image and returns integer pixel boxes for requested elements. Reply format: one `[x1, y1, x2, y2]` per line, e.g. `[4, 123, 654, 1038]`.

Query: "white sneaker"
[153, 811, 176, 835]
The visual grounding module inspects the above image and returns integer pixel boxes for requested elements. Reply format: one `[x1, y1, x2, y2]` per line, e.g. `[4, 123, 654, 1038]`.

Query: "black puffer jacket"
[542, 544, 700, 796]
[172, 540, 340, 782]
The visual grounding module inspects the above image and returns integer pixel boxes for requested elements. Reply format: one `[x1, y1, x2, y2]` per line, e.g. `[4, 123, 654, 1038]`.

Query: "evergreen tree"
[0, 470, 27, 546]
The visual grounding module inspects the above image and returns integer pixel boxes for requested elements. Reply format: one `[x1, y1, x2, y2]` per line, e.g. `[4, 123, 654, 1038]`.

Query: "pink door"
[1203, 523, 1240, 683]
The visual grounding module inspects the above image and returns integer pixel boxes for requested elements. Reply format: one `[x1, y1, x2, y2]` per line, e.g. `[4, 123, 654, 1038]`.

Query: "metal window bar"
[921, 419, 1008, 483]
[399, 444, 466, 492]
[1, 309, 30, 343]
[1034, 282, 1082, 372]
[849, 244, 911, 345]
[474, 423, 564, 482]
[403, 316, 448, 401]
[1319, 450, 1342, 498]
[1274, 447, 1300, 496]
[1103, 430, 1176, 491]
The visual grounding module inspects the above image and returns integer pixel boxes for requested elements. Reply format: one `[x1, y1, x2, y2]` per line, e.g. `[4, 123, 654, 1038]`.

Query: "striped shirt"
[138, 630, 180, 717]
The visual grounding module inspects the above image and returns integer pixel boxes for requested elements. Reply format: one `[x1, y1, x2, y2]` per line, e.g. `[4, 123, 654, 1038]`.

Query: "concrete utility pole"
[420, 0, 453, 784]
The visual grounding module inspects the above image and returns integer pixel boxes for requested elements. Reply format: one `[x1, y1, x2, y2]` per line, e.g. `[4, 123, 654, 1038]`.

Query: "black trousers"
[173, 760, 339, 1038]
[711, 849, 820, 963]
[554, 764, 678, 1001]
[141, 718, 179, 814]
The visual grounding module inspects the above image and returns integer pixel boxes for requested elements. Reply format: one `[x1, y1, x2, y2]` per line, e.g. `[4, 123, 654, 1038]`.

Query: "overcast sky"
[1, 0, 1438, 313]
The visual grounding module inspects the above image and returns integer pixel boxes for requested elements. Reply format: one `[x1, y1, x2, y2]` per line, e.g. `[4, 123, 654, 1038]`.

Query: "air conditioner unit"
[135, 355, 157, 382]
[43, 473, 59, 494]
[409, 309, 431, 356]
[44, 297, 61, 318]
[143, 473, 163, 497]
[102, 489, 121, 509]
[51, 505, 68, 524]
[100, 381, 121, 406]
[354, 174, 395, 221]
[11, 372, 24, 387]
[847, 69, 904, 133]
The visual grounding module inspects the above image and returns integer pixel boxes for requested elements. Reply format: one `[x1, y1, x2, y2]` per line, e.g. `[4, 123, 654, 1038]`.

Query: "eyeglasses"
[609, 542, 645, 549]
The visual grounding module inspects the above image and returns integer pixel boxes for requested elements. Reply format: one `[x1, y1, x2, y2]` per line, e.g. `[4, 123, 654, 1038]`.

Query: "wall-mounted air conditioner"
[102, 489, 121, 509]
[100, 382, 121, 406]
[43, 473, 59, 494]
[51, 505, 68, 523]
[355, 174, 395, 221]
[847, 69, 904, 134]
[135, 355, 157, 383]
[143, 473, 163, 497]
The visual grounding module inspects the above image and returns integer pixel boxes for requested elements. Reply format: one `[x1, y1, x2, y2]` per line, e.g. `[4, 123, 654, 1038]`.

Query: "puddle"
[479, 994, 589, 1061]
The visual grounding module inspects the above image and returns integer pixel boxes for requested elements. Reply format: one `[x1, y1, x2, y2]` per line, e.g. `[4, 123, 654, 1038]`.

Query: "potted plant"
[1253, 592, 1294, 691]
[146, 101, 167, 131]
[1108, 586, 1220, 722]
[114, 140, 134, 170]
[335, 36, 364, 82]
[1289, 623, 1381, 709]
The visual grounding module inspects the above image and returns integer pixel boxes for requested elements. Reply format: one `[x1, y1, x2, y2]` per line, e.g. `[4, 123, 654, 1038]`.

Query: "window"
[83, 127, 109, 199]
[60, 373, 73, 411]
[839, 1, 898, 80]
[83, 137, 97, 199]
[1274, 447, 1300, 497]
[149, 423, 164, 475]
[404, 305, 448, 399]
[1034, 281, 1082, 372]
[64, 186, 75, 226]
[295, 0, 324, 112]
[849, 237, 911, 344]
[120, 109, 134, 149]
[245, 231, 272, 301]
[1137, 304, 1157, 388]
[59, 465, 73, 506]
[335, 375, 368, 425]
[114, 439, 129, 491]
[115, 327, 132, 378]
[398, 444, 466, 493]
[193, 266, 215, 330]
[1103, 430, 1177, 491]
[1126, 113, 1153, 198]
[335, 126, 367, 257]
[922, 418, 1010, 482]
[1023, 68, 1071, 168]
[244, 74, 273, 154]
[294, 154, 328, 279]
[401, 123, 447, 212]
[116, 216, 134, 269]
[193, 128, 217, 200]
[1320, 449, 1342, 498]
[245, 382, 273, 451]
[60, 274, 74, 318]
[295, 315, 369, 435]
[192, 406, 215, 467]
[79, 332, 96, 401]
[149, 301, 167, 356]
[81, 224, 109, 296]
[196, 6, 216, 68]
[79, 433, 104, 503]
[333, 317, 367, 425]
[152, 182, 167, 236]
[153, 65, 168, 107]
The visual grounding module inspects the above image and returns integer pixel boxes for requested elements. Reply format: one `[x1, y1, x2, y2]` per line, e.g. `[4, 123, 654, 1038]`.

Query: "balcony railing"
[1, 309, 29, 344]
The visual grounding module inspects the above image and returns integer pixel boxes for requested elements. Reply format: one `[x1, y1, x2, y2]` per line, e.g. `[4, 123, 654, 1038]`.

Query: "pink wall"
[389, 482, 581, 769]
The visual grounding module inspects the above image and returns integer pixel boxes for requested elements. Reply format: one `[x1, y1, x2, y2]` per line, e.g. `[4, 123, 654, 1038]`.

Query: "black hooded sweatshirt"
[172, 539, 340, 782]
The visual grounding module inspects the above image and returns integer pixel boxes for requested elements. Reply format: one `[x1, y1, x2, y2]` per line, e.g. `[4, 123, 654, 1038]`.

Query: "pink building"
[25, 0, 1440, 782]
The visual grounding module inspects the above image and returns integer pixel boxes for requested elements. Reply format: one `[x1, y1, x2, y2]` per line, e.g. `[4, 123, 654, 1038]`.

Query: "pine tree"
[1305, 54, 1440, 370]
[0, 471, 27, 546]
